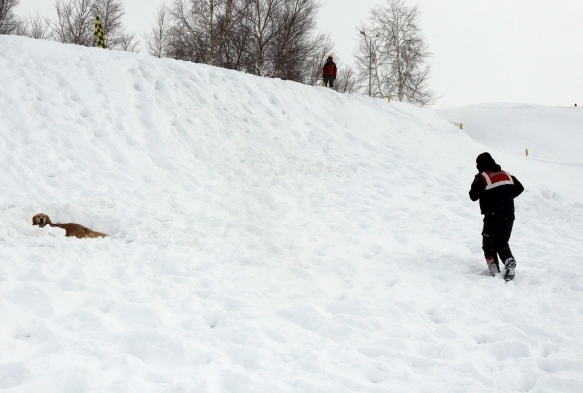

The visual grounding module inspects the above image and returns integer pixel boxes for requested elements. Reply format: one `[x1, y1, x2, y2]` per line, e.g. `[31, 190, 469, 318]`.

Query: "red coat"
[322, 60, 337, 77]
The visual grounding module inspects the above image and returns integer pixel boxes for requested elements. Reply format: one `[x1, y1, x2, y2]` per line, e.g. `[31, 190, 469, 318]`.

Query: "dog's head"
[32, 213, 50, 228]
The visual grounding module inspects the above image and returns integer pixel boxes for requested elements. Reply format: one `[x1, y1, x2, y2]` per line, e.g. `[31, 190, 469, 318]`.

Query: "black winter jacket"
[469, 170, 524, 218]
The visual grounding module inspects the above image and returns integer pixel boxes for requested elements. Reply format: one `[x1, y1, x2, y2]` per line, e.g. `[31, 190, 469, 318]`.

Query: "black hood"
[476, 152, 501, 172]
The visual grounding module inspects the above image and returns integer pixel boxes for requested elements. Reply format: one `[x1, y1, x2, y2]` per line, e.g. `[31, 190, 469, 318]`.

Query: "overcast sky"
[15, 0, 583, 108]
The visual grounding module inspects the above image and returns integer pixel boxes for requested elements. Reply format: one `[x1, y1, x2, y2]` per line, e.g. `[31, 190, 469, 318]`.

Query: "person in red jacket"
[322, 55, 337, 89]
[469, 152, 524, 281]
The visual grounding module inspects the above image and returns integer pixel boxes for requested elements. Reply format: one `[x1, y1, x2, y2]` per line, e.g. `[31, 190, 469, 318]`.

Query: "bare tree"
[355, 0, 434, 105]
[19, 13, 52, 39]
[166, 0, 240, 65]
[165, 0, 196, 60]
[335, 66, 358, 93]
[204, 0, 237, 66]
[27, 13, 51, 39]
[51, 0, 95, 46]
[269, 0, 319, 79]
[217, 8, 251, 70]
[115, 32, 139, 52]
[0, 0, 24, 34]
[51, 0, 137, 51]
[144, 4, 170, 58]
[241, 0, 284, 76]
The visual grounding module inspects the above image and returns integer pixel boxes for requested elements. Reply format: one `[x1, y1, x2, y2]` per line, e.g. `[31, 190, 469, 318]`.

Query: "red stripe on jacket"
[480, 171, 514, 190]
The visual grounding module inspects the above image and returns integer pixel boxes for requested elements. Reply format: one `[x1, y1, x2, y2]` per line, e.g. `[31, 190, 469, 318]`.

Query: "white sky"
[14, 0, 583, 107]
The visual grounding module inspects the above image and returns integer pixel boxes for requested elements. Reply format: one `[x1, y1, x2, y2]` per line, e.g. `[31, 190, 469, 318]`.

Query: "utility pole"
[360, 30, 372, 97]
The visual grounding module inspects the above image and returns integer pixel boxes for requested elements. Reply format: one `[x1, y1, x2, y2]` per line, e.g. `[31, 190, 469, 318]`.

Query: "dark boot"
[503, 258, 516, 281]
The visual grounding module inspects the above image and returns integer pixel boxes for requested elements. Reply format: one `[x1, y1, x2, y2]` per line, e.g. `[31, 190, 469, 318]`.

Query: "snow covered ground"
[1, 35, 582, 393]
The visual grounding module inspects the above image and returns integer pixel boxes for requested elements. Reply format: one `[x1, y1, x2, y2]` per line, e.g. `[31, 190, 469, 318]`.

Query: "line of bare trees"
[143, 0, 336, 85]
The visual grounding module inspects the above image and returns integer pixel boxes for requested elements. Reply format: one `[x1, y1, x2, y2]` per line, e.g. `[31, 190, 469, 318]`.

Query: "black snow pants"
[482, 215, 515, 269]
[323, 75, 335, 88]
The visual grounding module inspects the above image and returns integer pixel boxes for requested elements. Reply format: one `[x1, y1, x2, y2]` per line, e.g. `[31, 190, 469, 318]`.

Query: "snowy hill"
[1, 35, 582, 393]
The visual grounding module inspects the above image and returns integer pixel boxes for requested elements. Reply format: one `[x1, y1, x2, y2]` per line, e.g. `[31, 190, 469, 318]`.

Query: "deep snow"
[1, 35, 582, 392]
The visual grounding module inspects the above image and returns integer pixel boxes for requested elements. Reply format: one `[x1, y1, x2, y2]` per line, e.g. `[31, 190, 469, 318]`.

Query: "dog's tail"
[86, 229, 108, 238]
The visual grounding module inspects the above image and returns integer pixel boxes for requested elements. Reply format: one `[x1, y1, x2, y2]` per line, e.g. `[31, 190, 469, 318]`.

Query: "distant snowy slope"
[437, 103, 583, 165]
[1, 36, 582, 393]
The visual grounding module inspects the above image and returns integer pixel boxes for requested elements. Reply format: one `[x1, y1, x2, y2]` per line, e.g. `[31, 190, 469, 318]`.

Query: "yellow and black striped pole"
[94, 15, 106, 48]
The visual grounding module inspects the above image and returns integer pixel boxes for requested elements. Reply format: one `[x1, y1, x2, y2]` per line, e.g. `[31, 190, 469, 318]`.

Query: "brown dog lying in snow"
[32, 213, 108, 239]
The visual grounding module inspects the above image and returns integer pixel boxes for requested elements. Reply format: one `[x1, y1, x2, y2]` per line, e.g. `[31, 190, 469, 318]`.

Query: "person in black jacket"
[469, 152, 524, 281]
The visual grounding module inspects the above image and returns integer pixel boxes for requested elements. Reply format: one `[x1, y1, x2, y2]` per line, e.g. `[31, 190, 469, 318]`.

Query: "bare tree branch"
[24, 13, 52, 39]
[0, 0, 25, 35]
[166, 0, 241, 65]
[144, 4, 170, 58]
[336, 65, 358, 93]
